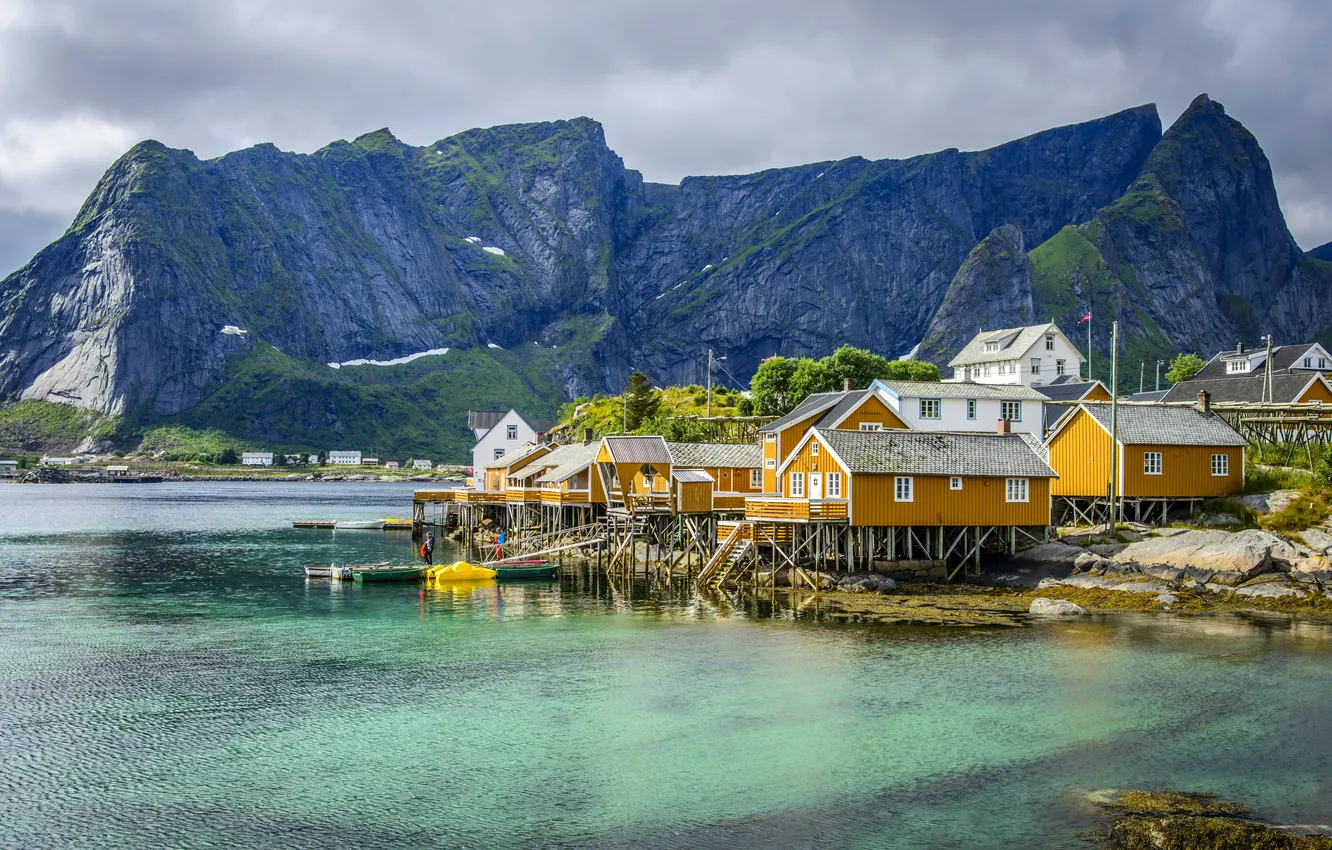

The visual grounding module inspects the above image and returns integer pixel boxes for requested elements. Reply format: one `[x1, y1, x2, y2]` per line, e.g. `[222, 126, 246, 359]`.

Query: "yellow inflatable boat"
[426, 561, 496, 582]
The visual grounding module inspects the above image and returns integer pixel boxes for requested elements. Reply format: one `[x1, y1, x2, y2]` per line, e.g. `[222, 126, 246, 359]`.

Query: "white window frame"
[750, 469, 763, 488]
[811, 441, 820, 457]
[765, 458, 776, 469]
[1000, 400, 1022, 421]
[984, 342, 999, 353]
[950, 476, 962, 490]
[919, 398, 941, 420]
[493, 448, 505, 460]
[1056, 359, 1066, 375]
[826, 472, 842, 498]
[1305, 357, 1313, 368]
[506, 424, 518, 440]
[966, 399, 976, 420]
[1227, 359, 1248, 374]
[789, 472, 805, 498]
[859, 422, 883, 431]
[894, 476, 913, 502]
[1030, 358, 1041, 375]
[765, 432, 776, 442]
[1321, 358, 1328, 369]
[1211, 453, 1229, 477]
[1143, 451, 1163, 476]
[1045, 335, 1055, 351]
[1005, 478, 1029, 502]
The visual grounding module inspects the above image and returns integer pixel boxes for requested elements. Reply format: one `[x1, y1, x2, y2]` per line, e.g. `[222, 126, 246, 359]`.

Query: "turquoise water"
[2, 483, 1332, 849]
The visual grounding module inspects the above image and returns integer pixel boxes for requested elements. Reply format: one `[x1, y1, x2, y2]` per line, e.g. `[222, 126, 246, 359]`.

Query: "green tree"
[623, 370, 660, 430]
[749, 357, 799, 416]
[789, 358, 838, 401]
[880, 359, 941, 381]
[736, 397, 754, 416]
[1166, 353, 1205, 384]
[218, 448, 239, 465]
[823, 345, 891, 389]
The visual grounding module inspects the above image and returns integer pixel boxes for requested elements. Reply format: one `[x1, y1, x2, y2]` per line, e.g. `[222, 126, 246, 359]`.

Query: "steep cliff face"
[1013, 95, 1332, 375]
[5, 96, 1312, 446]
[916, 225, 1035, 366]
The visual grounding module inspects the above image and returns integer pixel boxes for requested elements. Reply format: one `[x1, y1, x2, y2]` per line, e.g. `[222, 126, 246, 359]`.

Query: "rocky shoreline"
[1087, 790, 1332, 849]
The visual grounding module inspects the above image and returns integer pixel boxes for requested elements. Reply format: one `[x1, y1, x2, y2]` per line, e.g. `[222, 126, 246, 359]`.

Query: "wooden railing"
[744, 497, 848, 521]
[712, 492, 747, 511]
[506, 487, 542, 502]
[413, 489, 459, 502]
[625, 492, 672, 511]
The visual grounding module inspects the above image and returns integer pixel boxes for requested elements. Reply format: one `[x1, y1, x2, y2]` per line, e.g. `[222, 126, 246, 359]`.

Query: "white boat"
[333, 520, 386, 530]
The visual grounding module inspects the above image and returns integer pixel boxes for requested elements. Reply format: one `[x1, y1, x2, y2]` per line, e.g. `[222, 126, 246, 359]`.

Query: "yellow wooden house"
[596, 436, 673, 513]
[667, 441, 763, 511]
[1045, 400, 1247, 509]
[483, 442, 551, 495]
[533, 440, 606, 506]
[758, 389, 910, 492]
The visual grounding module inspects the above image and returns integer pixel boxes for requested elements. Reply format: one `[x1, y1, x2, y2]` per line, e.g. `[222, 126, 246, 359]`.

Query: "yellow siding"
[1048, 408, 1114, 498]
[1120, 445, 1243, 498]
[849, 474, 1051, 527]
[833, 395, 910, 430]
[1082, 383, 1112, 401]
[779, 434, 848, 498]
[628, 466, 671, 494]
[1300, 380, 1332, 403]
[676, 480, 714, 514]
[762, 435, 778, 492]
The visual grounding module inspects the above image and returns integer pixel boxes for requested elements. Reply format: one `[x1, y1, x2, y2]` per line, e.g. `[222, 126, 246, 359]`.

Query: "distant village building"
[1161, 342, 1332, 405]
[241, 452, 274, 466]
[105, 465, 131, 477]
[0, 460, 18, 474]
[870, 379, 1048, 436]
[947, 323, 1085, 388]
[307, 454, 320, 465]
[284, 454, 304, 465]
[411, 459, 433, 470]
[42, 457, 77, 466]
[385, 461, 399, 469]
[470, 409, 540, 490]
[327, 451, 362, 466]
[362, 457, 380, 467]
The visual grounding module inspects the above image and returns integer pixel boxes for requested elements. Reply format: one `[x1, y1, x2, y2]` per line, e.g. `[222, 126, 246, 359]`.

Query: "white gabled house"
[868, 379, 1047, 435]
[470, 409, 539, 489]
[327, 451, 362, 466]
[241, 452, 274, 466]
[947, 322, 1085, 387]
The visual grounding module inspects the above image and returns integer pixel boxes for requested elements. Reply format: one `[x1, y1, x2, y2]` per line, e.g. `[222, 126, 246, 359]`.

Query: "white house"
[284, 454, 304, 465]
[0, 460, 18, 475]
[470, 409, 539, 489]
[869, 380, 1047, 435]
[307, 454, 320, 465]
[241, 452, 274, 466]
[467, 410, 508, 441]
[42, 456, 77, 466]
[327, 451, 362, 466]
[947, 322, 1085, 387]
[411, 459, 433, 470]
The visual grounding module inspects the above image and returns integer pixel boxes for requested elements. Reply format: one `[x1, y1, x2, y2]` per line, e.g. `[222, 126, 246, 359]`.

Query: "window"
[1227, 359, 1248, 374]
[1045, 335, 1055, 351]
[826, 472, 842, 498]
[985, 342, 1000, 353]
[1321, 358, 1328, 369]
[966, 399, 976, 420]
[1211, 453, 1229, 477]
[493, 448, 505, 460]
[765, 459, 776, 469]
[1001, 400, 1022, 421]
[1305, 357, 1313, 368]
[1030, 358, 1041, 375]
[811, 441, 820, 457]
[506, 424, 518, 440]
[950, 476, 963, 490]
[766, 432, 776, 442]
[1006, 478, 1029, 502]
[983, 364, 992, 377]
[789, 472, 805, 498]
[750, 469, 763, 488]
[1056, 359, 1066, 376]
[1143, 451, 1163, 475]
[919, 398, 941, 419]
[859, 422, 883, 431]
[894, 476, 913, 502]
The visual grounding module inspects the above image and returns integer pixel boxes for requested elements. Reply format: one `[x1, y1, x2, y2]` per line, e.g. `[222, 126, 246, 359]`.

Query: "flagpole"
[1087, 313, 1093, 381]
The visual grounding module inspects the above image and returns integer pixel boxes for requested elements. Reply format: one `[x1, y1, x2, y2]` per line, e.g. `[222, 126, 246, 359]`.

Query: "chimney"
[843, 378, 853, 392]
[582, 427, 594, 445]
[1196, 390, 1211, 415]
[996, 418, 1012, 435]
[1236, 342, 1245, 354]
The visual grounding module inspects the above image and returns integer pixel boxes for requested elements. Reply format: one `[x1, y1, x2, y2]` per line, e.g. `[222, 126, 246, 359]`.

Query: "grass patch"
[1261, 493, 1331, 535]
[0, 401, 121, 451]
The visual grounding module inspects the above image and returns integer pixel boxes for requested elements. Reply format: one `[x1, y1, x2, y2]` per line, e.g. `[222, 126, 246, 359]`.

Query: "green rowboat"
[491, 562, 558, 580]
[351, 565, 426, 582]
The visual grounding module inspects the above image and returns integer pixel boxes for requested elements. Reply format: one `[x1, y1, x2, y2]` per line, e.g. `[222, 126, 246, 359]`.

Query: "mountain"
[1, 96, 1326, 454]
[1310, 241, 1332, 263]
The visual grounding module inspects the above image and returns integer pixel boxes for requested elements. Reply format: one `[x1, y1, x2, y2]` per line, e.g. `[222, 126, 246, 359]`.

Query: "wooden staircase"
[698, 522, 755, 588]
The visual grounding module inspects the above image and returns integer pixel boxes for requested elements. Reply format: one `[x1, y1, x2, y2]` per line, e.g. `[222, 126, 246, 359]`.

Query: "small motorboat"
[352, 564, 425, 582]
[381, 518, 413, 530]
[305, 562, 388, 580]
[491, 560, 558, 580]
[334, 520, 386, 530]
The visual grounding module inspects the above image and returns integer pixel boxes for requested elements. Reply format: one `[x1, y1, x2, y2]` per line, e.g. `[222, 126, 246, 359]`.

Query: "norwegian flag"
[1077, 312, 1092, 324]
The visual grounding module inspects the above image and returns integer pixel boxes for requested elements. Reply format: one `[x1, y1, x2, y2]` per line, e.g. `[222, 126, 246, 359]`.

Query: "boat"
[352, 564, 425, 582]
[294, 520, 338, 529]
[334, 520, 386, 530]
[491, 561, 558, 580]
[426, 562, 496, 582]
[381, 518, 413, 530]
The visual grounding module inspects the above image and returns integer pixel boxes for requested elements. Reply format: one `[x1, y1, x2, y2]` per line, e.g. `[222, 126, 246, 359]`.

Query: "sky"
[1, 0, 1330, 275]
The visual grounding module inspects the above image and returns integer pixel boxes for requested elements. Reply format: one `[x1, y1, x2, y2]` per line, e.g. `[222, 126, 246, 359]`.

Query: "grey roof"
[1128, 390, 1170, 403]
[467, 410, 507, 431]
[949, 323, 1083, 367]
[671, 469, 715, 483]
[758, 391, 846, 433]
[875, 379, 1047, 400]
[1160, 373, 1325, 405]
[1079, 405, 1248, 446]
[815, 429, 1057, 478]
[602, 435, 672, 464]
[1035, 380, 1105, 402]
[507, 464, 547, 481]
[667, 442, 763, 468]
[812, 390, 877, 428]
[484, 442, 545, 469]
[533, 441, 601, 484]
[1193, 343, 1329, 382]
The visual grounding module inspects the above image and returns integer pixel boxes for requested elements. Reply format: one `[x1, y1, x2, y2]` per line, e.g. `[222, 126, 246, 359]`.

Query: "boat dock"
[293, 520, 338, 529]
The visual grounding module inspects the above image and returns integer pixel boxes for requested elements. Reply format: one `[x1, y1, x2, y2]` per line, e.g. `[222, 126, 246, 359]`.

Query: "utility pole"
[1262, 334, 1274, 403]
[1139, 361, 1144, 395]
[706, 349, 713, 418]
[1155, 360, 1163, 392]
[1108, 321, 1120, 532]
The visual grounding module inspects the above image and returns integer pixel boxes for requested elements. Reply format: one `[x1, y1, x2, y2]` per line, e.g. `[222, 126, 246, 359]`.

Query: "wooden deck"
[712, 492, 747, 511]
[540, 489, 592, 505]
[744, 497, 848, 522]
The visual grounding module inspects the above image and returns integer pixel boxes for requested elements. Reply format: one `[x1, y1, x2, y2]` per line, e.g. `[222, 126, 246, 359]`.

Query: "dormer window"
[1305, 357, 1313, 368]
[1045, 335, 1055, 351]
[1321, 358, 1328, 369]
[1226, 360, 1249, 374]
[984, 342, 1000, 353]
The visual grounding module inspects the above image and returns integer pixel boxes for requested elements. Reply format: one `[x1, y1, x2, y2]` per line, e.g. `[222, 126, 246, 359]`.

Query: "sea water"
[2, 482, 1331, 849]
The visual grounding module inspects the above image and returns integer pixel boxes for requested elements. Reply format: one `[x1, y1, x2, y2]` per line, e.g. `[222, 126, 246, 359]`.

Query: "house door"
[721, 470, 731, 489]
[808, 473, 823, 500]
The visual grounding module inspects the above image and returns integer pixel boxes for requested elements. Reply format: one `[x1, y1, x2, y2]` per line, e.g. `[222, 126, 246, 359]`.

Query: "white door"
[808, 473, 823, 500]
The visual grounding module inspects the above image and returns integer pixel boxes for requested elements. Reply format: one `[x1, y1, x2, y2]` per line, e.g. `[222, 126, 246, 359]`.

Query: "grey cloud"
[1, 0, 1330, 278]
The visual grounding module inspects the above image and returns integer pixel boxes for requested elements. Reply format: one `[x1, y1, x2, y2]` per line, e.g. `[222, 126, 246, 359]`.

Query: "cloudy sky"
[1, 0, 1329, 274]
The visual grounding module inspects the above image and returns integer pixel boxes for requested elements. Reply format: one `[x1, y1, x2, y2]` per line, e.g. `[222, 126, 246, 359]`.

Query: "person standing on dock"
[421, 532, 435, 565]
[494, 529, 505, 561]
